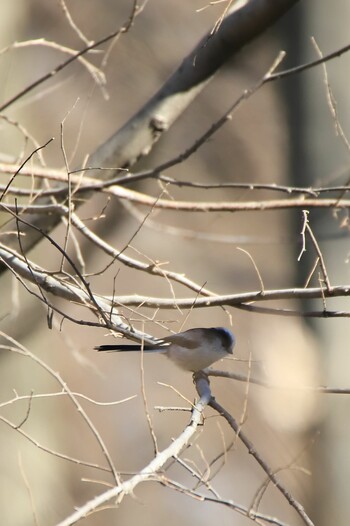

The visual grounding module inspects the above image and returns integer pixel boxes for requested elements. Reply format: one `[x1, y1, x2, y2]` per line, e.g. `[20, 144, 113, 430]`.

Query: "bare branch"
[56, 374, 212, 526]
[208, 370, 350, 395]
[0, 0, 300, 261]
[209, 396, 314, 526]
[0, 4, 141, 112]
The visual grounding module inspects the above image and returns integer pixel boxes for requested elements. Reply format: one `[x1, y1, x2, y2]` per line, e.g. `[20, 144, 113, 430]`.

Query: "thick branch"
[0, 0, 299, 271]
[56, 375, 211, 526]
[88, 0, 300, 173]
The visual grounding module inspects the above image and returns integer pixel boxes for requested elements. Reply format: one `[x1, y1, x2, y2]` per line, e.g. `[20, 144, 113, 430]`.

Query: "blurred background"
[0, 1, 350, 525]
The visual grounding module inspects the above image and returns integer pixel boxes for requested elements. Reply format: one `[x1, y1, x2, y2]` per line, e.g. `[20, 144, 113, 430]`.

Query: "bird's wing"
[161, 333, 198, 349]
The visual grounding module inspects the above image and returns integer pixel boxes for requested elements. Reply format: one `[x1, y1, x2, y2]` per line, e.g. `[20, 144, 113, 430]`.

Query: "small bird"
[95, 327, 235, 372]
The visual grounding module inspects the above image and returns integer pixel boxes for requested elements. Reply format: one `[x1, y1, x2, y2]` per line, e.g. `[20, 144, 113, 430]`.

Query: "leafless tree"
[1, 1, 350, 525]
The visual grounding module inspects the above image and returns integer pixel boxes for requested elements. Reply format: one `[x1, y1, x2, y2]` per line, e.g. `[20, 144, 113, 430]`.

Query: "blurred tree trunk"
[282, 2, 350, 524]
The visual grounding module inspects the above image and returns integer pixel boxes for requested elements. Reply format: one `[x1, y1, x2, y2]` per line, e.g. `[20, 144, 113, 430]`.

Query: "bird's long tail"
[94, 344, 162, 352]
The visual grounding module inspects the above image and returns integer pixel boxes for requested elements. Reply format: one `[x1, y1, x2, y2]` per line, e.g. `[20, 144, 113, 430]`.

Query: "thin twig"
[18, 453, 39, 526]
[2, 336, 121, 482]
[305, 220, 331, 292]
[208, 369, 350, 395]
[0, 5, 141, 112]
[0, 138, 53, 202]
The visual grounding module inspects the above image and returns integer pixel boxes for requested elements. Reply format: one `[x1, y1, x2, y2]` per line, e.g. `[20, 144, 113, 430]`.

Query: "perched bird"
[95, 327, 235, 372]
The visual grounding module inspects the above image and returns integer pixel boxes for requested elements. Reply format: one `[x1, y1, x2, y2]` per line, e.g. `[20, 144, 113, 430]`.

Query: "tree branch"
[0, 0, 299, 269]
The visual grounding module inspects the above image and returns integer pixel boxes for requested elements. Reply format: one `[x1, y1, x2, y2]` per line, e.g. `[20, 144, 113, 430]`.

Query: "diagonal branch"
[0, 0, 300, 271]
[209, 395, 314, 526]
[56, 374, 212, 526]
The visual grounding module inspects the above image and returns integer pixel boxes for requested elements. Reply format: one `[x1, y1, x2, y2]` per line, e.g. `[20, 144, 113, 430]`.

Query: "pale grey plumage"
[95, 327, 235, 372]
